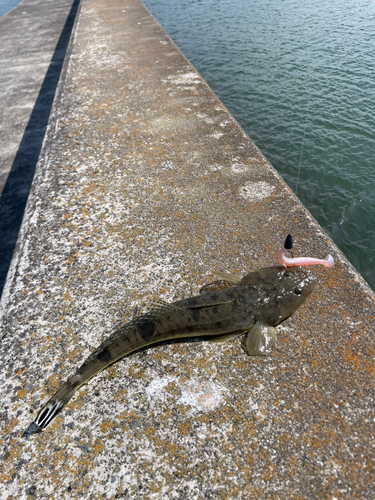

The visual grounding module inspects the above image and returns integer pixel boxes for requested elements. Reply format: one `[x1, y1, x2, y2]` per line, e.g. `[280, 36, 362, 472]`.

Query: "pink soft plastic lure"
[278, 234, 334, 268]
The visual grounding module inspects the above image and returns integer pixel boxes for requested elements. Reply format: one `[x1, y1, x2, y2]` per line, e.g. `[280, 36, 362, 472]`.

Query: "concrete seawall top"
[1, 0, 374, 498]
[0, 0, 80, 295]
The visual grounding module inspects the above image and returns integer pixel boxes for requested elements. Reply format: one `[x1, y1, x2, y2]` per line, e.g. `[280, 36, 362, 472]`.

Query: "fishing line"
[295, 93, 311, 195]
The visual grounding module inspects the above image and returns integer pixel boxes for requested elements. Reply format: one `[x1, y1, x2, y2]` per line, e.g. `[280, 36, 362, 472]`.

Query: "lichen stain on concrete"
[210, 131, 224, 139]
[145, 375, 177, 399]
[239, 181, 276, 202]
[177, 379, 226, 412]
[231, 161, 250, 174]
[163, 71, 202, 88]
[145, 375, 226, 413]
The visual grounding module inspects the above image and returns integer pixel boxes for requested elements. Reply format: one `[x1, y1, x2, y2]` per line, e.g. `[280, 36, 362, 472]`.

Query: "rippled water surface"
[0, 0, 22, 17]
[143, 0, 375, 290]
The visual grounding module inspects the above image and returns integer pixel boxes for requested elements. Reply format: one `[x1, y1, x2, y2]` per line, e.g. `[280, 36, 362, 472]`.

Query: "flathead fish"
[23, 265, 315, 436]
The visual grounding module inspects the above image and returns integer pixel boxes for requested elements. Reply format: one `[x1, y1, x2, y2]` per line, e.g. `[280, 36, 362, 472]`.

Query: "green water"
[143, 0, 375, 290]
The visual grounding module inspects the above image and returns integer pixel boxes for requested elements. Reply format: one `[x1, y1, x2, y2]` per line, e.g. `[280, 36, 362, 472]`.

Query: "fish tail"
[35, 385, 73, 428]
[23, 382, 75, 437]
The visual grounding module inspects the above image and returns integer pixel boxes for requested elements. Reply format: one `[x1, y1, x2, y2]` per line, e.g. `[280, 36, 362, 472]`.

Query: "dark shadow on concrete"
[0, 0, 81, 298]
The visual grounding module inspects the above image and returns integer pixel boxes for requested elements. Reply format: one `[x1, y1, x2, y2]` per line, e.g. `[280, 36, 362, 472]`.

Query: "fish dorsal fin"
[147, 299, 182, 314]
[213, 271, 242, 284]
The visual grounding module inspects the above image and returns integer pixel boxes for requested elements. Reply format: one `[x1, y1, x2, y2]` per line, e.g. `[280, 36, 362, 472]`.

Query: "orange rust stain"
[17, 388, 28, 399]
[0, 419, 19, 438]
[67, 253, 78, 265]
[100, 421, 112, 433]
[0, 437, 22, 482]
[52, 448, 69, 468]
[63, 290, 73, 301]
[93, 438, 105, 455]
[262, 462, 277, 482]
[177, 422, 191, 436]
[342, 347, 375, 375]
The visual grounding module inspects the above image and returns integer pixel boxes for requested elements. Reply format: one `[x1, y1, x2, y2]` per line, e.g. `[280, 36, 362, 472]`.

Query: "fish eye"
[294, 288, 302, 295]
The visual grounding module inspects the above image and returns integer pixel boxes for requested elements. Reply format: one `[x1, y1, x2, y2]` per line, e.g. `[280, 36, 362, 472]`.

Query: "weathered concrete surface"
[0, 0, 80, 296]
[0, 0, 374, 498]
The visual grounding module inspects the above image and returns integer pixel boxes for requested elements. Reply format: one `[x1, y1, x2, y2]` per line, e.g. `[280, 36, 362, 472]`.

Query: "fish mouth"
[302, 276, 317, 295]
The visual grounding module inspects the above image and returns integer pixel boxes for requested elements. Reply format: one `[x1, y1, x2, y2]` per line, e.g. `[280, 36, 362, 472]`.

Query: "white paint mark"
[162, 160, 175, 170]
[145, 376, 177, 399]
[207, 164, 223, 172]
[248, 399, 259, 412]
[196, 423, 208, 440]
[177, 379, 225, 412]
[146, 377, 226, 413]
[239, 181, 275, 202]
[166, 72, 201, 86]
[231, 162, 249, 174]
[211, 132, 224, 139]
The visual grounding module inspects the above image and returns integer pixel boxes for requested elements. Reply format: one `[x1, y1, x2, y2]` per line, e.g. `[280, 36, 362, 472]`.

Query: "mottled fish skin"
[23, 266, 315, 436]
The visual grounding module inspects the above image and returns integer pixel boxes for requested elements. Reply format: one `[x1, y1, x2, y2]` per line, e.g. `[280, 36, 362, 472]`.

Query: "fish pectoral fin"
[206, 331, 244, 344]
[147, 299, 182, 314]
[212, 271, 242, 284]
[243, 321, 277, 356]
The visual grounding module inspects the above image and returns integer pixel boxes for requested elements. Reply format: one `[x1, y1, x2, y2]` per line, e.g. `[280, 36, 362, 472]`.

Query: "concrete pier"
[0, 0, 80, 295]
[1, 0, 374, 498]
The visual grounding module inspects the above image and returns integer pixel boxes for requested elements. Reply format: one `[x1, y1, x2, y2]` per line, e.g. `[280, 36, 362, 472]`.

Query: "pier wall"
[1, 0, 374, 497]
[0, 0, 80, 294]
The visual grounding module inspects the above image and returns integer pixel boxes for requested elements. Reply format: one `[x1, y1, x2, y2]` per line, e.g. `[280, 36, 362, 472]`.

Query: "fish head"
[240, 265, 316, 326]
